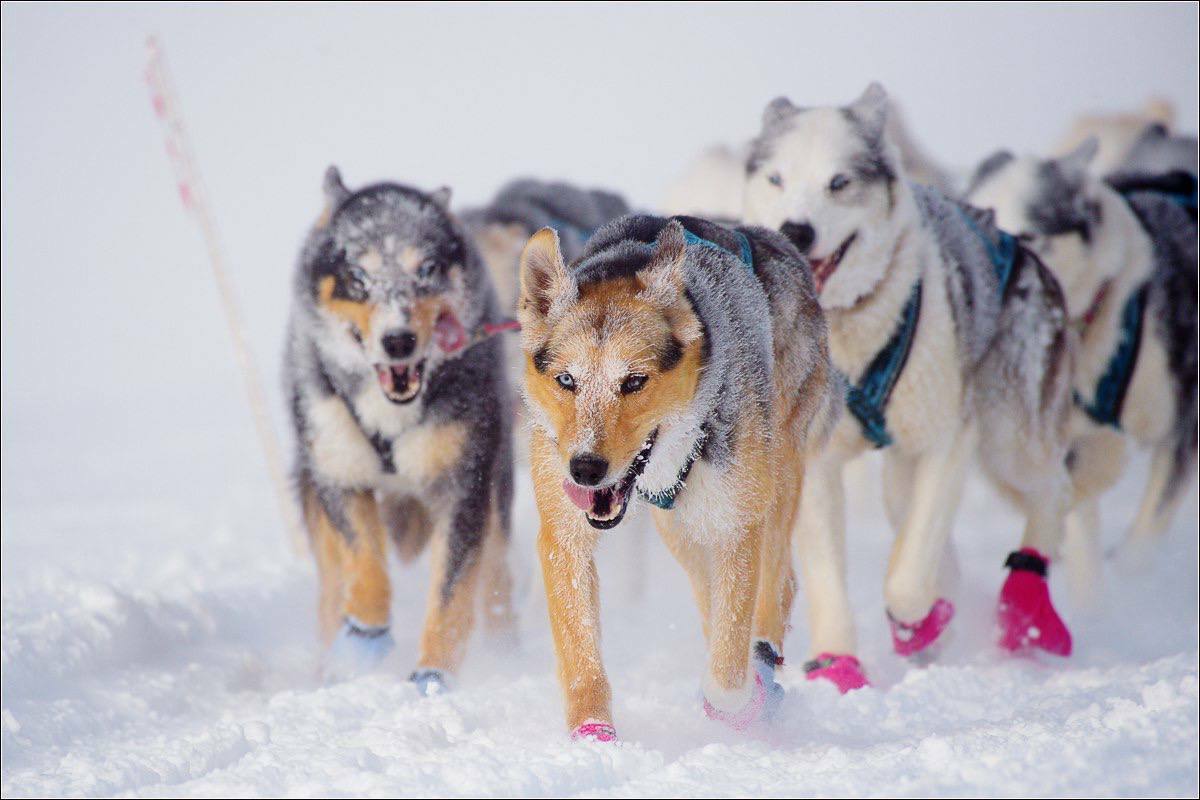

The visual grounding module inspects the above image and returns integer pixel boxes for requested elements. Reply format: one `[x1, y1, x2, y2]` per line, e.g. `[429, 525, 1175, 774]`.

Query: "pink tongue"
[376, 365, 396, 393]
[562, 479, 598, 512]
[434, 311, 467, 352]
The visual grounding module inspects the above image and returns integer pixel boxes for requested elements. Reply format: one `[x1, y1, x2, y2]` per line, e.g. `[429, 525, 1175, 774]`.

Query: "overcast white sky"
[2, 2, 1196, 498]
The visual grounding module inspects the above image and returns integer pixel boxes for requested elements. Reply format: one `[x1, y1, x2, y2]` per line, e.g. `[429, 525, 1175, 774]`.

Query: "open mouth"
[561, 431, 657, 530]
[808, 232, 857, 293]
[374, 360, 425, 404]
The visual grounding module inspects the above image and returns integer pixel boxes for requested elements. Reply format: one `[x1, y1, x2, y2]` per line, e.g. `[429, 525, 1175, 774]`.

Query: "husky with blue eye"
[285, 167, 515, 693]
[742, 84, 1077, 686]
[967, 142, 1197, 580]
[519, 215, 837, 739]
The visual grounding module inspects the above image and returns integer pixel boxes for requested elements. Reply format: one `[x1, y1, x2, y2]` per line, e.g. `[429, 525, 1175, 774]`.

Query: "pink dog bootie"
[889, 598, 955, 658]
[997, 548, 1072, 656]
[571, 720, 617, 742]
[803, 652, 870, 693]
[703, 640, 786, 731]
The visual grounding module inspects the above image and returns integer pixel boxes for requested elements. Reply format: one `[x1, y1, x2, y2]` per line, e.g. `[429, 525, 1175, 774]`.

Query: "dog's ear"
[519, 228, 576, 326]
[762, 96, 799, 130]
[429, 186, 452, 210]
[848, 82, 889, 141]
[966, 149, 1014, 195]
[1058, 137, 1098, 180]
[636, 221, 687, 309]
[323, 166, 350, 206]
[637, 222, 702, 344]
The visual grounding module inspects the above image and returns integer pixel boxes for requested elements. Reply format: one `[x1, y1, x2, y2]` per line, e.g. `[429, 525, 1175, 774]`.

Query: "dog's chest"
[305, 388, 464, 492]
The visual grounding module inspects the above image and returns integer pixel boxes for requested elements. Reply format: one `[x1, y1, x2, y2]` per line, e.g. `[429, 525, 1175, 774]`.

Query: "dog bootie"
[803, 652, 869, 693]
[703, 640, 786, 731]
[409, 668, 451, 697]
[889, 598, 955, 658]
[997, 548, 1072, 657]
[571, 720, 618, 742]
[323, 618, 394, 682]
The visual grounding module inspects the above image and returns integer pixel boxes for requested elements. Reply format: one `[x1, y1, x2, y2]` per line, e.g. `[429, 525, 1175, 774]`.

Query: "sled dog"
[286, 168, 515, 692]
[742, 84, 1077, 687]
[519, 215, 837, 738]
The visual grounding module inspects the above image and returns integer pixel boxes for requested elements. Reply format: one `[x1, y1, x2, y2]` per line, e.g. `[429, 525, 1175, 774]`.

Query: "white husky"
[967, 141, 1198, 583]
[741, 84, 1077, 690]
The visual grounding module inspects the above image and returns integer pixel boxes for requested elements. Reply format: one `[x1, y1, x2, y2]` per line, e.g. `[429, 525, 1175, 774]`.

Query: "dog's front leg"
[412, 491, 490, 695]
[302, 485, 394, 681]
[701, 527, 773, 729]
[883, 426, 975, 659]
[538, 524, 609, 736]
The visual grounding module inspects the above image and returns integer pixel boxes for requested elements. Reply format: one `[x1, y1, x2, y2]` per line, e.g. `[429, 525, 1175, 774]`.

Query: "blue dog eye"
[768, 172, 783, 188]
[418, 259, 438, 278]
[829, 174, 850, 193]
[556, 373, 575, 391]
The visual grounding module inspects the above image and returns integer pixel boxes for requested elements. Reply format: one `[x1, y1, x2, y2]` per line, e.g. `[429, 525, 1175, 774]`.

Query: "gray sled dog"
[519, 215, 837, 738]
[742, 83, 1077, 690]
[967, 141, 1197, 580]
[285, 167, 516, 692]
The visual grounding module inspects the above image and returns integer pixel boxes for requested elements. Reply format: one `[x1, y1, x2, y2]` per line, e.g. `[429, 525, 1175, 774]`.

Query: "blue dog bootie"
[409, 668, 451, 697]
[322, 617, 394, 683]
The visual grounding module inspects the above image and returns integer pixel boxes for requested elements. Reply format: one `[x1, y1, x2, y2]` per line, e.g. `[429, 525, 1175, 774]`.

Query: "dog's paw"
[998, 548, 1072, 657]
[409, 668, 451, 697]
[703, 666, 781, 732]
[571, 720, 618, 742]
[803, 652, 870, 693]
[322, 618, 394, 683]
[889, 597, 955, 659]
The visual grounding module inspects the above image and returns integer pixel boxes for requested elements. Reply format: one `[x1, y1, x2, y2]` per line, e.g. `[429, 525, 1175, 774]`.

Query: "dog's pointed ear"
[429, 186, 452, 210]
[849, 82, 889, 141]
[966, 149, 1014, 195]
[762, 96, 799, 130]
[1058, 137, 1098, 179]
[323, 165, 350, 206]
[636, 221, 688, 308]
[519, 228, 575, 325]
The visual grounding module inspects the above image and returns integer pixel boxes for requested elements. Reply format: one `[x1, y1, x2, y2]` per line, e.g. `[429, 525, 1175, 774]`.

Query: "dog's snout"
[780, 220, 816, 254]
[569, 453, 609, 487]
[382, 329, 418, 360]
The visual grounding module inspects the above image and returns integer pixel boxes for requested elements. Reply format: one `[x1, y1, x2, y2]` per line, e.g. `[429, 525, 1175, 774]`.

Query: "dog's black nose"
[382, 330, 418, 359]
[780, 220, 816, 254]
[569, 453, 609, 486]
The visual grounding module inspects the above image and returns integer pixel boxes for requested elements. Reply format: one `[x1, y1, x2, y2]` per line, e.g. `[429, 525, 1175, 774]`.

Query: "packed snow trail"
[2, 429, 1197, 796]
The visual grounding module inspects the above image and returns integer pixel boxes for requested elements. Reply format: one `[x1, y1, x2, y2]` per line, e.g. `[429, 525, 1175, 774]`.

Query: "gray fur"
[286, 174, 513, 598]
[1120, 187, 1198, 506]
[571, 214, 834, 471]
[461, 178, 630, 263]
[1119, 124, 1199, 176]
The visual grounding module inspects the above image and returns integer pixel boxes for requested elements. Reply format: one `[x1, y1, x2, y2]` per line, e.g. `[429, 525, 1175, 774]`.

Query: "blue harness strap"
[682, 228, 755, 273]
[1075, 283, 1149, 429]
[844, 281, 923, 449]
[957, 208, 1019, 295]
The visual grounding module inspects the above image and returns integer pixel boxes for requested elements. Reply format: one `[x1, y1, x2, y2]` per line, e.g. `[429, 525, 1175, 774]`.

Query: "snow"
[2, 4, 1197, 797]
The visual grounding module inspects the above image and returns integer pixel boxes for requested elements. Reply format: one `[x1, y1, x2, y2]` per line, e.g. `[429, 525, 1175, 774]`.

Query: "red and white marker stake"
[145, 36, 306, 557]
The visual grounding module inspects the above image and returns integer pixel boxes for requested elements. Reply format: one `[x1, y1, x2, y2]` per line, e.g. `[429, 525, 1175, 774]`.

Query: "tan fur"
[303, 485, 391, 642]
[390, 421, 468, 485]
[318, 275, 375, 342]
[521, 226, 833, 730]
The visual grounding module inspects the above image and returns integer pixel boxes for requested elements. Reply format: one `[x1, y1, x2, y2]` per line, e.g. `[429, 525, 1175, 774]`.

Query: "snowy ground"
[3, 4, 1198, 797]
[2, 403, 1196, 796]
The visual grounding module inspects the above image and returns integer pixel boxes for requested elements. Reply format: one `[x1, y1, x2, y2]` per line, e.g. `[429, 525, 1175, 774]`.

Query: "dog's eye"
[620, 374, 648, 395]
[341, 267, 369, 302]
[555, 372, 576, 392]
[767, 172, 784, 188]
[418, 258, 438, 279]
[828, 174, 850, 193]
